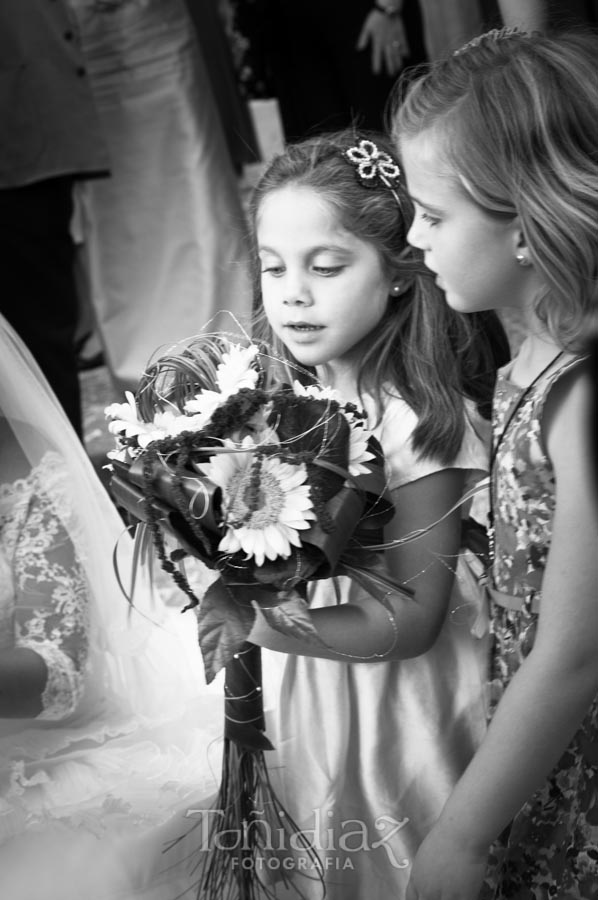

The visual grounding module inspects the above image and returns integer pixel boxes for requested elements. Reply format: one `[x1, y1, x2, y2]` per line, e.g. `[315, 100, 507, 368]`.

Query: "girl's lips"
[284, 323, 324, 331]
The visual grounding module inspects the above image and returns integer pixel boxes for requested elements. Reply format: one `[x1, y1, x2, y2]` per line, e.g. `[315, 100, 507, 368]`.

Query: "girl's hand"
[357, 10, 410, 76]
[405, 829, 488, 900]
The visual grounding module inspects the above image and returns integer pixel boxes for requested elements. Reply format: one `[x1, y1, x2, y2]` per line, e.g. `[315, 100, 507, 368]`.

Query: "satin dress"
[261, 392, 491, 899]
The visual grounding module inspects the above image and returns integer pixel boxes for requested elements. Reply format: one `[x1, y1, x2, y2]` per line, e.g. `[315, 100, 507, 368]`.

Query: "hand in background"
[357, 10, 410, 76]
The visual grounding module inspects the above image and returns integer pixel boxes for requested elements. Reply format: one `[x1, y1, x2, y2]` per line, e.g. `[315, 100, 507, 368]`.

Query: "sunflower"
[199, 439, 315, 566]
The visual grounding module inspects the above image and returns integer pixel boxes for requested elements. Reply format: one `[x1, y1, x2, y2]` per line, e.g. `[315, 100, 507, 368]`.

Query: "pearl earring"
[391, 284, 401, 295]
[516, 253, 531, 267]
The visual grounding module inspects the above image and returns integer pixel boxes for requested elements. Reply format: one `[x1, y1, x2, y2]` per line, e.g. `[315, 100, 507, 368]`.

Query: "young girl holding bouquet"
[394, 28, 598, 900]
[245, 129, 509, 898]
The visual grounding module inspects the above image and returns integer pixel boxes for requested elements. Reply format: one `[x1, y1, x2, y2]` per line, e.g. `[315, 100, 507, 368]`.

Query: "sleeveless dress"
[260, 391, 491, 900]
[483, 357, 598, 899]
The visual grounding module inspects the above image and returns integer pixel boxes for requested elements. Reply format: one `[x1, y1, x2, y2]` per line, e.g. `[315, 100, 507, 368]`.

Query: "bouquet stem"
[168, 644, 324, 899]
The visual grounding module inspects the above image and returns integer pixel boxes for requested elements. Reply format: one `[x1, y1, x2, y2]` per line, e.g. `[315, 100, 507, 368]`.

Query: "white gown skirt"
[70, 0, 253, 392]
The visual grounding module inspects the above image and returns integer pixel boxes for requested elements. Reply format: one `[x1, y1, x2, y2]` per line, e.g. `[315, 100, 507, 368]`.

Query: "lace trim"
[19, 639, 84, 721]
[1, 451, 89, 719]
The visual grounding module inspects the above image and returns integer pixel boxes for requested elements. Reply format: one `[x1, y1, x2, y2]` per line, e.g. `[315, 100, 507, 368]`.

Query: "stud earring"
[516, 253, 531, 267]
[391, 284, 402, 295]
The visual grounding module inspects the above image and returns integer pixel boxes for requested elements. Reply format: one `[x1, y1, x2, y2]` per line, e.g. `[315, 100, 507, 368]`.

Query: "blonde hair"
[393, 29, 598, 351]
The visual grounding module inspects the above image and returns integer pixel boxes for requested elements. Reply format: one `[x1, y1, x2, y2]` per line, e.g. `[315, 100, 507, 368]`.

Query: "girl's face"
[256, 185, 393, 385]
[400, 131, 534, 315]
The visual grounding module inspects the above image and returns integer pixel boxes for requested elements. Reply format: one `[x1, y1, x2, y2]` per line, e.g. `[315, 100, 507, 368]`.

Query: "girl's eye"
[312, 265, 344, 276]
[420, 211, 440, 227]
[261, 266, 285, 277]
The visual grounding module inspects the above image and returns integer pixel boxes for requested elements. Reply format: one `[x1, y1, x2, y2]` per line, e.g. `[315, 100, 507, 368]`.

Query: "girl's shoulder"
[497, 348, 587, 386]
[497, 351, 591, 431]
[367, 389, 490, 491]
[541, 354, 594, 462]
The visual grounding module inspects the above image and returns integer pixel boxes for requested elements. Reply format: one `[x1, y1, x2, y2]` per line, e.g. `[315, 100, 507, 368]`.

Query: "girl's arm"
[406, 364, 598, 900]
[249, 466, 467, 661]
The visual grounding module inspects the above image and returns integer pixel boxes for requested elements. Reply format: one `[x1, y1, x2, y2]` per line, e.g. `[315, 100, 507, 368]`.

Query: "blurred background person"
[485, 0, 597, 32]
[186, 0, 261, 175]
[418, 0, 484, 60]
[254, 0, 427, 140]
[498, 0, 598, 30]
[69, 0, 253, 395]
[0, 0, 109, 438]
[495, 0, 547, 29]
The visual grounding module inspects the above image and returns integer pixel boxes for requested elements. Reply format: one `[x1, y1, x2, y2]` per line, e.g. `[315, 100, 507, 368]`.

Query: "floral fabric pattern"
[483, 359, 598, 900]
[0, 452, 89, 720]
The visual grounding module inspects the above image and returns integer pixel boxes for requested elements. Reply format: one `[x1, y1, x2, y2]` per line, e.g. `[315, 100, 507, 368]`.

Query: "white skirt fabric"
[70, 0, 253, 392]
[0, 566, 227, 900]
[261, 559, 489, 900]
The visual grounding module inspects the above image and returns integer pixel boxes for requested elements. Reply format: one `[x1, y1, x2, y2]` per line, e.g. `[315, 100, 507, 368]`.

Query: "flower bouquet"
[105, 335, 410, 898]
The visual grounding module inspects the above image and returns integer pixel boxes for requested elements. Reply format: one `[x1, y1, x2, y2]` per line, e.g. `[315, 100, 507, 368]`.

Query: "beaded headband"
[453, 26, 530, 56]
[344, 139, 402, 208]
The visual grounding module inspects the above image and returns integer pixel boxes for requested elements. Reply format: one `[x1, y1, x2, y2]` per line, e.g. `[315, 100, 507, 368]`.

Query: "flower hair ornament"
[344, 138, 402, 208]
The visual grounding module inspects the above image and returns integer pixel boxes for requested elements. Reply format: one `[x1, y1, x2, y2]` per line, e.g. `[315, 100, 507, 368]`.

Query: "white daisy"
[182, 389, 227, 425]
[183, 343, 259, 423]
[292, 380, 341, 402]
[105, 391, 209, 450]
[216, 343, 259, 395]
[292, 381, 374, 476]
[105, 392, 169, 446]
[347, 420, 375, 476]
[105, 391, 143, 436]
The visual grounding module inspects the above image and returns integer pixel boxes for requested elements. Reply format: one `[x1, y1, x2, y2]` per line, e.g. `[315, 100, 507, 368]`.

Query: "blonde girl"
[394, 28, 598, 900]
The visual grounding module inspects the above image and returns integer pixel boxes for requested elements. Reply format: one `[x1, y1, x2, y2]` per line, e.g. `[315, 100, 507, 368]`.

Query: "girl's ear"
[390, 280, 413, 299]
[390, 269, 410, 297]
[512, 220, 532, 268]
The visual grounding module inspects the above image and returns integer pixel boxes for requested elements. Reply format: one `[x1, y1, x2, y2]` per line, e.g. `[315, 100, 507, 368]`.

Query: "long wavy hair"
[392, 29, 598, 351]
[248, 129, 509, 464]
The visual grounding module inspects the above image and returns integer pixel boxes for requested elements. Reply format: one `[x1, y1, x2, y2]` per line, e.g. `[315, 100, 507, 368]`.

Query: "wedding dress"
[0, 314, 224, 899]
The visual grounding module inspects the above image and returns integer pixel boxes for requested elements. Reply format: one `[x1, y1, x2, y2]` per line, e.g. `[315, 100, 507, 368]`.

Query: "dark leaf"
[196, 578, 256, 682]
[260, 591, 328, 648]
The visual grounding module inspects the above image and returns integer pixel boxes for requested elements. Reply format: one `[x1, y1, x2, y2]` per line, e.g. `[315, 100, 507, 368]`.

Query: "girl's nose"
[406, 218, 426, 251]
[283, 280, 313, 306]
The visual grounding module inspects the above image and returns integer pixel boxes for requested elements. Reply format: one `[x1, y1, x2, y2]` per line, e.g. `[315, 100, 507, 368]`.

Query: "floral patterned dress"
[483, 357, 598, 900]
